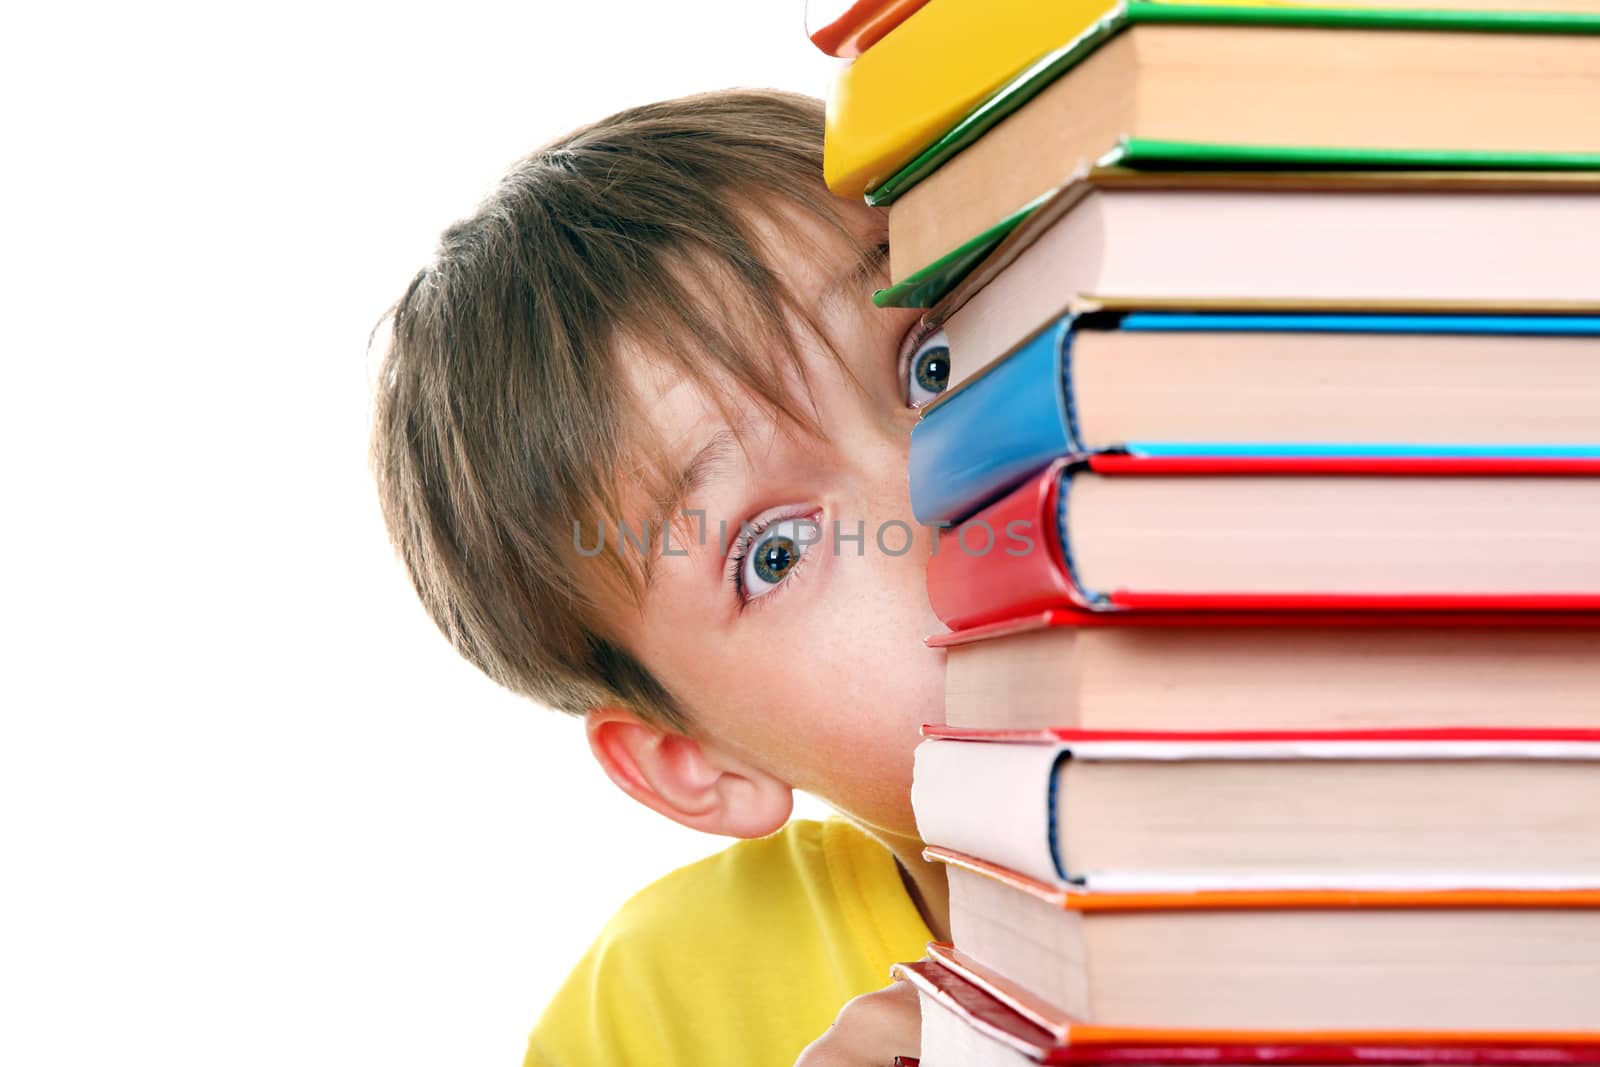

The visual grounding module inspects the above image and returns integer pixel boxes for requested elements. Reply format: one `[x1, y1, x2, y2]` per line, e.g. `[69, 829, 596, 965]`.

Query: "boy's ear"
[584, 706, 793, 839]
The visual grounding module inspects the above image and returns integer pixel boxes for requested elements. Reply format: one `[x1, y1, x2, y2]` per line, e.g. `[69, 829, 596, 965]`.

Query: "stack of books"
[811, 0, 1600, 1063]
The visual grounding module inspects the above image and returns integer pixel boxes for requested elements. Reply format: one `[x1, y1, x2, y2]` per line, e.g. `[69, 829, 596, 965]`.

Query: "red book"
[892, 951, 1600, 1065]
[806, 0, 929, 57]
[925, 454, 1600, 631]
[926, 606, 1600, 734]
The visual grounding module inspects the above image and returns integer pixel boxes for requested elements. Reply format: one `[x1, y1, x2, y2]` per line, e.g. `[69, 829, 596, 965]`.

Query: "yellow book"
[823, 0, 1600, 200]
[825, 0, 1118, 199]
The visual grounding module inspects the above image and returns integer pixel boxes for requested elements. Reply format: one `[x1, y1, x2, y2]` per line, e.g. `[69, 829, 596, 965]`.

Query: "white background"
[3, 3, 838, 1063]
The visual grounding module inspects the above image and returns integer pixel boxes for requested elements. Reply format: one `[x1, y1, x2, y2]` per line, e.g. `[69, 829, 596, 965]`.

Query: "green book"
[872, 1, 1600, 308]
[873, 165, 1600, 310]
[874, 195, 1045, 309]
[866, 1, 1600, 208]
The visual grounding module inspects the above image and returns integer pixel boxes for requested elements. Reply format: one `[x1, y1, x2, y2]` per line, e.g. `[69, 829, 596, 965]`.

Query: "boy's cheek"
[801, 545, 948, 734]
[712, 563, 944, 808]
[624, 504, 945, 818]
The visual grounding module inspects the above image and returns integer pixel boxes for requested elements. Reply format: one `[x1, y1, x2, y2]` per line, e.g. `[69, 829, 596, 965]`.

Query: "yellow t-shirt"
[523, 817, 934, 1066]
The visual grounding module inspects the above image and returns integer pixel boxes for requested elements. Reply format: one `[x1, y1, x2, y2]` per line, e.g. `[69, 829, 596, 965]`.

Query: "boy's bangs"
[581, 196, 870, 609]
[373, 89, 870, 729]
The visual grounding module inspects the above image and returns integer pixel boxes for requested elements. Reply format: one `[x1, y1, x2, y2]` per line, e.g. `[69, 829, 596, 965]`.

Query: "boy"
[371, 89, 954, 1064]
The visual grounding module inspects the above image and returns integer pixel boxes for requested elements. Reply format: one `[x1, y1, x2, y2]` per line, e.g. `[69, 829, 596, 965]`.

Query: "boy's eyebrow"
[642, 426, 743, 591]
[820, 238, 889, 311]
[638, 235, 886, 591]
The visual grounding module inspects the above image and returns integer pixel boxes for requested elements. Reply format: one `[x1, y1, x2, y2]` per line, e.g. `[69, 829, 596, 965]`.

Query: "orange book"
[927, 846, 1600, 1032]
[807, 0, 930, 57]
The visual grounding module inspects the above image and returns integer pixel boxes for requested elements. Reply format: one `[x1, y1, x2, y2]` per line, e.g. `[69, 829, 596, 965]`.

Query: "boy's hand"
[793, 978, 920, 1066]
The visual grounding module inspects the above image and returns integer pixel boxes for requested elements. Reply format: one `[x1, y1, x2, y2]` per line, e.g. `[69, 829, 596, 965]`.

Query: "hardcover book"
[929, 846, 1600, 1030]
[898, 947, 1600, 1065]
[826, 0, 1600, 201]
[908, 310, 1600, 506]
[895, 951, 1600, 1066]
[877, 2, 1600, 276]
[941, 307, 1600, 395]
[922, 453, 1600, 623]
[931, 609, 1600, 732]
[911, 731, 1600, 889]
[826, 0, 1146, 197]
[807, 0, 931, 57]
[877, 168, 1600, 311]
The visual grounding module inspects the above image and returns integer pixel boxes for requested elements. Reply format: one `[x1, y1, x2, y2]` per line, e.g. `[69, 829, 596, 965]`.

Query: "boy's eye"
[740, 516, 819, 601]
[900, 327, 950, 408]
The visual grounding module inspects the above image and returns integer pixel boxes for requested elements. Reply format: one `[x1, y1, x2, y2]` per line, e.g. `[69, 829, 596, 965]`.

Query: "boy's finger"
[794, 979, 921, 1064]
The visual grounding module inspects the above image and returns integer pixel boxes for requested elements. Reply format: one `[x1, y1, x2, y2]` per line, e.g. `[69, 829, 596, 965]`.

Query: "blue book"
[908, 311, 1600, 526]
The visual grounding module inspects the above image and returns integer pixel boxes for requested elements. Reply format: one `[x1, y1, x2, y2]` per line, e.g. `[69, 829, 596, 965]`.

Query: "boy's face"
[610, 199, 947, 841]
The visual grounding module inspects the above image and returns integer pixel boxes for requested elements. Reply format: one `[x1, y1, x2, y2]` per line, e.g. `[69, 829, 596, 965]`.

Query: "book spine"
[912, 738, 1068, 886]
[808, 0, 931, 58]
[908, 321, 1075, 525]
[926, 459, 1090, 630]
[897, 954, 1600, 1064]
[927, 453, 1600, 632]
